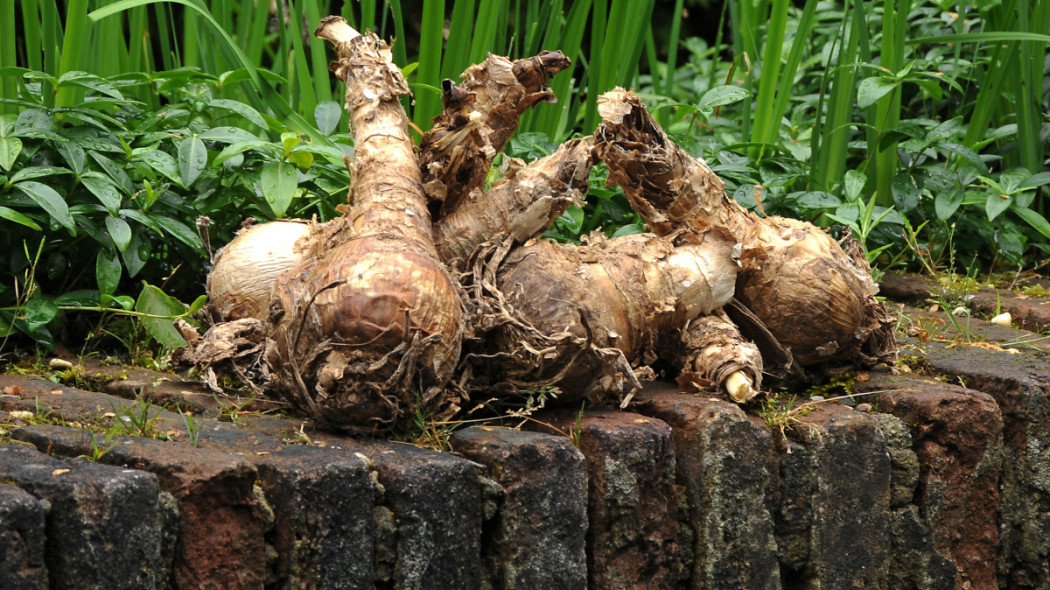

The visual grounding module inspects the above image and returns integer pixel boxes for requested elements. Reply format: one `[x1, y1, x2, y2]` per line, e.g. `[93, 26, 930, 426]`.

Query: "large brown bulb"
[735, 222, 873, 366]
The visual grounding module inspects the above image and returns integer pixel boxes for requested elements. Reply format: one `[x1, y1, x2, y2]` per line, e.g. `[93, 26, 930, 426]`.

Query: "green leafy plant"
[0, 68, 352, 353]
[637, 0, 1050, 275]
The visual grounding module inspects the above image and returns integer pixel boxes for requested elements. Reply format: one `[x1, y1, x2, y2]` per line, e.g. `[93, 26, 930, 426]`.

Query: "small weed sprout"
[79, 430, 118, 463]
[179, 410, 201, 447]
[113, 395, 161, 439]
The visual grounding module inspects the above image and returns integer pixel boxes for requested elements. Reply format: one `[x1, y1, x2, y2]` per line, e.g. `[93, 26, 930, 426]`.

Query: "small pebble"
[810, 395, 825, 402]
[952, 306, 969, 317]
[49, 358, 73, 370]
[856, 403, 872, 413]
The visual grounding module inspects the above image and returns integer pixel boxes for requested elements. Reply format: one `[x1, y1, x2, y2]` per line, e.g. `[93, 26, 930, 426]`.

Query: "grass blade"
[18, 0, 43, 72]
[1, 0, 16, 114]
[873, 0, 910, 207]
[54, 0, 91, 111]
[749, 0, 789, 159]
[443, 0, 476, 79]
[412, 0, 445, 130]
[813, 3, 859, 192]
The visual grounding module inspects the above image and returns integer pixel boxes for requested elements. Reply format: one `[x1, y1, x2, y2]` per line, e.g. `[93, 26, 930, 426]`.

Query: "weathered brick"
[534, 408, 686, 589]
[918, 340, 1050, 588]
[0, 481, 48, 590]
[253, 445, 376, 590]
[638, 390, 780, 590]
[0, 443, 166, 590]
[792, 404, 891, 589]
[451, 426, 587, 590]
[366, 441, 484, 590]
[857, 373, 1003, 589]
[13, 424, 265, 590]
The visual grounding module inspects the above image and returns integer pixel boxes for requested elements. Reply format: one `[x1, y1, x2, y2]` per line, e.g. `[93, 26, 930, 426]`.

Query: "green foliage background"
[1, 0, 1049, 355]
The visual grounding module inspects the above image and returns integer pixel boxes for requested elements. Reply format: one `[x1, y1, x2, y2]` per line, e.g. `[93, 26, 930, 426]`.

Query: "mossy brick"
[918, 339, 1050, 588]
[857, 373, 1003, 589]
[363, 441, 485, 590]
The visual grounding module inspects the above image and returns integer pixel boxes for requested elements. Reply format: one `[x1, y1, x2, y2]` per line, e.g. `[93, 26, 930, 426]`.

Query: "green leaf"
[119, 209, 162, 234]
[844, 170, 866, 202]
[23, 298, 58, 332]
[826, 212, 861, 234]
[15, 108, 53, 133]
[0, 205, 42, 230]
[292, 142, 355, 163]
[934, 188, 964, 221]
[56, 142, 86, 174]
[96, 248, 121, 296]
[135, 283, 187, 350]
[0, 311, 13, 337]
[0, 135, 21, 171]
[187, 294, 208, 315]
[14, 181, 74, 231]
[314, 101, 343, 136]
[857, 76, 899, 109]
[121, 231, 150, 278]
[178, 135, 207, 187]
[0, 309, 13, 337]
[89, 152, 135, 195]
[100, 293, 135, 311]
[260, 160, 298, 218]
[53, 290, 100, 307]
[198, 126, 259, 143]
[81, 173, 123, 214]
[287, 150, 313, 170]
[891, 176, 920, 214]
[794, 191, 842, 210]
[280, 132, 303, 155]
[209, 99, 267, 129]
[105, 215, 133, 252]
[150, 215, 204, 252]
[1014, 207, 1050, 240]
[611, 223, 645, 238]
[1020, 172, 1050, 190]
[939, 142, 988, 174]
[986, 193, 1012, 222]
[212, 140, 273, 166]
[134, 149, 181, 185]
[11, 166, 73, 183]
[696, 85, 751, 110]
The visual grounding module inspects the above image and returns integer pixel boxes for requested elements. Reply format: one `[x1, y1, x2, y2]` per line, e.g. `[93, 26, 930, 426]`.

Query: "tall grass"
[3, 0, 661, 140]
[4, 0, 1048, 261]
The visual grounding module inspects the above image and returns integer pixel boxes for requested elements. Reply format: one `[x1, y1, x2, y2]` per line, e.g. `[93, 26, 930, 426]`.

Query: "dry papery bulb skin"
[460, 228, 740, 406]
[206, 220, 314, 323]
[432, 137, 594, 271]
[263, 17, 464, 433]
[594, 88, 897, 373]
[419, 50, 571, 215]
